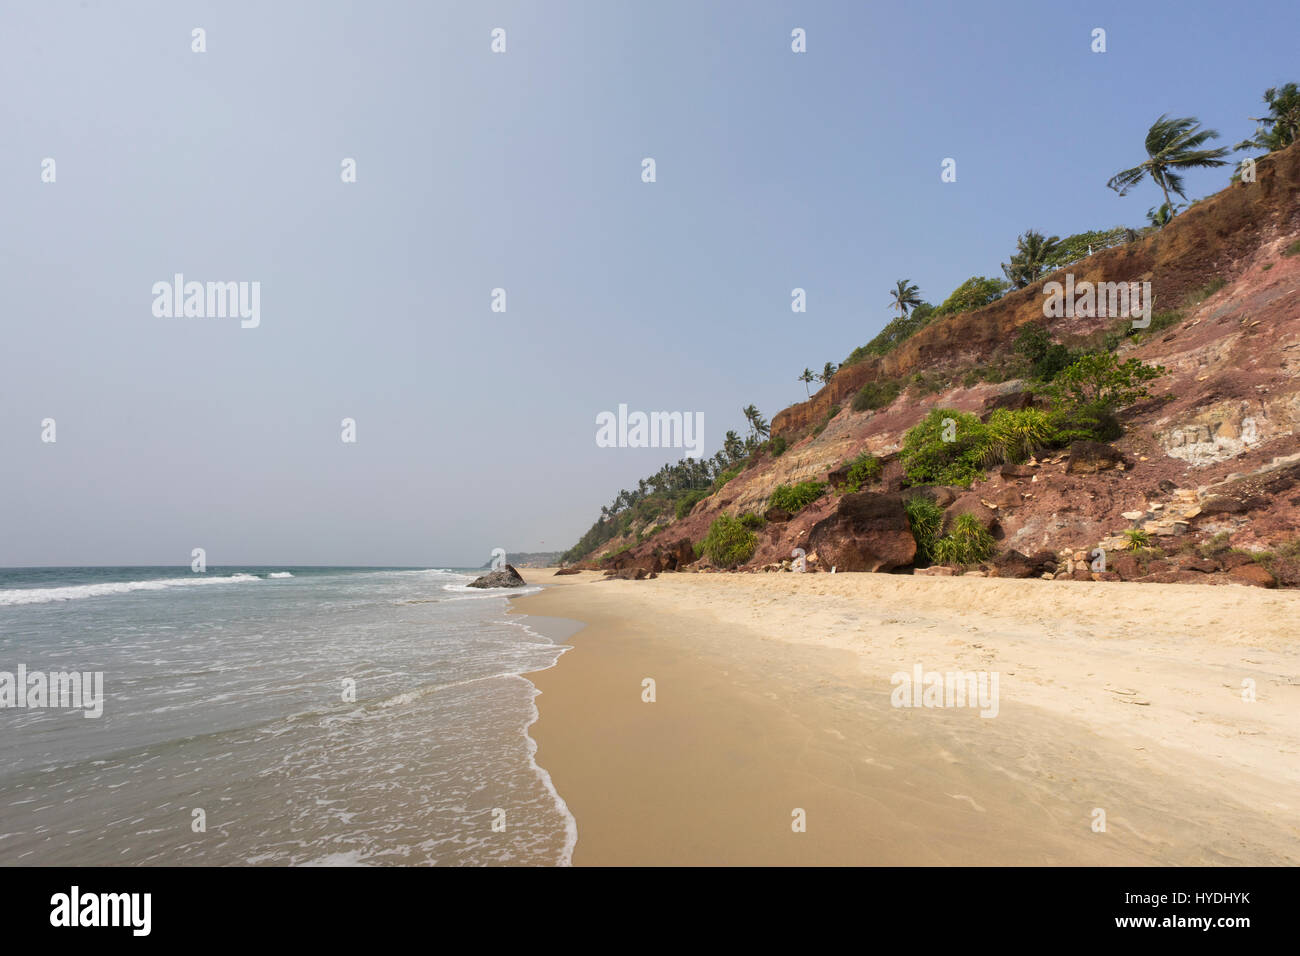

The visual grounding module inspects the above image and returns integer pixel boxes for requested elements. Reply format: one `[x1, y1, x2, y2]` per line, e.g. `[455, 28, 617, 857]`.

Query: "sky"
[2, 0, 1297, 567]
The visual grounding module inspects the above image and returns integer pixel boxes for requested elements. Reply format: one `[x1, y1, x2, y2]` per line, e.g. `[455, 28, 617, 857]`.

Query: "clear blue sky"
[2, 0, 1296, 566]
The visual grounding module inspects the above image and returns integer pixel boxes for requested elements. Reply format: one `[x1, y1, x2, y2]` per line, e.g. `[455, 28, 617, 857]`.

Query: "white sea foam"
[0, 573, 261, 606]
[441, 583, 543, 600]
[497, 616, 578, 867]
[267, 572, 294, 578]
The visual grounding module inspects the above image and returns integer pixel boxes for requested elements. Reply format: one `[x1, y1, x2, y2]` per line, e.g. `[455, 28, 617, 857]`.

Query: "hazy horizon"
[4, 0, 1297, 567]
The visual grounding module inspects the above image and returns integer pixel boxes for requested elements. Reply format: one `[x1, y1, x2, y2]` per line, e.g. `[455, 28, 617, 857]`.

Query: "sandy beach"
[515, 572, 1300, 866]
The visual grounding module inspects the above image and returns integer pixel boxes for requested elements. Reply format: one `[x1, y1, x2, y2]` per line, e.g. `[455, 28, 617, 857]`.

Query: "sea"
[0, 566, 575, 866]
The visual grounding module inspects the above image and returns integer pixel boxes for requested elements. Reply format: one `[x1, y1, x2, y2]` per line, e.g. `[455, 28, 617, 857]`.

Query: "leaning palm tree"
[1107, 115, 1230, 225]
[1001, 230, 1062, 288]
[889, 280, 922, 319]
[820, 361, 838, 383]
[1235, 83, 1300, 154]
[742, 404, 770, 441]
[798, 368, 816, 397]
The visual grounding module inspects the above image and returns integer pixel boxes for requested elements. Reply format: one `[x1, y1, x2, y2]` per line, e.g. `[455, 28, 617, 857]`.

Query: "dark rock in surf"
[468, 564, 528, 588]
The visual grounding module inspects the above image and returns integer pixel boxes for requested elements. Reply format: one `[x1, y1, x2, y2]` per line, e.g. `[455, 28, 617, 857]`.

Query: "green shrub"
[933, 276, 1009, 316]
[738, 512, 766, 530]
[1183, 277, 1227, 306]
[904, 496, 945, 565]
[1123, 528, 1152, 551]
[838, 453, 883, 493]
[1045, 400, 1122, 443]
[699, 515, 758, 567]
[852, 378, 902, 412]
[982, 408, 1056, 464]
[1284, 240, 1300, 257]
[675, 489, 708, 520]
[1253, 538, 1300, 586]
[713, 468, 740, 489]
[768, 481, 827, 513]
[769, 435, 788, 457]
[845, 304, 937, 365]
[1198, 531, 1231, 557]
[908, 371, 948, 396]
[1048, 352, 1164, 414]
[900, 408, 988, 487]
[932, 513, 996, 565]
[1014, 323, 1075, 381]
[1136, 309, 1185, 337]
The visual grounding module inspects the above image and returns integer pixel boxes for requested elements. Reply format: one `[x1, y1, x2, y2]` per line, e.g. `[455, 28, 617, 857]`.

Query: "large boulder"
[1197, 494, 1270, 517]
[901, 485, 962, 509]
[602, 567, 657, 581]
[1228, 564, 1277, 588]
[806, 492, 916, 572]
[653, 537, 696, 571]
[941, 492, 1001, 536]
[988, 550, 1036, 578]
[468, 564, 528, 588]
[1065, 441, 1128, 474]
[980, 389, 1036, 420]
[989, 549, 1057, 578]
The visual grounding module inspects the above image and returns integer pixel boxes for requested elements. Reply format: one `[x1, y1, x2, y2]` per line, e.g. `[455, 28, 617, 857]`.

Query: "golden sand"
[515, 572, 1300, 865]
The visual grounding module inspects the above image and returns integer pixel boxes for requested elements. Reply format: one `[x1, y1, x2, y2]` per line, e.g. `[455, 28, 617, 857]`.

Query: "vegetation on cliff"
[563, 83, 1298, 570]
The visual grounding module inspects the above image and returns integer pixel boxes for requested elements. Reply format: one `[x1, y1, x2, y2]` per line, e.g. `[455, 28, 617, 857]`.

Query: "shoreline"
[514, 571, 1300, 865]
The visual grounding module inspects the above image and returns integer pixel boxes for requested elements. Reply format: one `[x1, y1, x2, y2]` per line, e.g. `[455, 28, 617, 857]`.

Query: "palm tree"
[889, 280, 922, 319]
[723, 430, 744, 462]
[1107, 115, 1230, 225]
[798, 368, 816, 396]
[741, 405, 769, 442]
[1001, 230, 1062, 288]
[820, 362, 838, 383]
[1236, 83, 1300, 154]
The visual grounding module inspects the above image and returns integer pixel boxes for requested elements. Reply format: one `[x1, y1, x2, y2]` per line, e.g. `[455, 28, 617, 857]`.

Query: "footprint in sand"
[824, 728, 846, 740]
[948, 794, 986, 812]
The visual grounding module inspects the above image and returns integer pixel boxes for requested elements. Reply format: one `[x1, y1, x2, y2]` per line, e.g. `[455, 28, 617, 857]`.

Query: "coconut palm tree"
[889, 280, 922, 319]
[1107, 115, 1230, 224]
[798, 368, 816, 397]
[1001, 230, 1062, 288]
[723, 430, 744, 462]
[742, 404, 769, 442]
[820, 361, 838, 383]
[889, 281, 922, 319]
[1236, 83, 1300, 154]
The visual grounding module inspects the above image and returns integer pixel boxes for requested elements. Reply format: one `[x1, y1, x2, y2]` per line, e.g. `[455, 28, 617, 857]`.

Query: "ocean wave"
[441, 583, 543, 599]
[267, 572, 294, 578]
[0, 573, 262, 606]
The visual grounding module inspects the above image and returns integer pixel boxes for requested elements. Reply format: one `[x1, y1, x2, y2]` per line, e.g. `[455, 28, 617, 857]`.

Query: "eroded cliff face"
[581, 141, 1300, 581]
[771, 142, 1300, 440]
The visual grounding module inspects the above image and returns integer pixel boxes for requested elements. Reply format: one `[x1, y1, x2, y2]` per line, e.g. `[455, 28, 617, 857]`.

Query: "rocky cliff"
[572, 141, 1300, 586]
